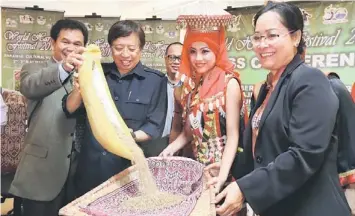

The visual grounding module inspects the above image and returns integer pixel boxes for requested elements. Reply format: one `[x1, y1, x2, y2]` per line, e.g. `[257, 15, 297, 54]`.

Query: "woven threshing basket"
[59, 157, 216, 216]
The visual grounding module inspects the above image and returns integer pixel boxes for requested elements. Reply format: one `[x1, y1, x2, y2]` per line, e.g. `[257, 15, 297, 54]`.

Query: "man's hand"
[62, 47, 85, 73]
[129, 128, 136, 141]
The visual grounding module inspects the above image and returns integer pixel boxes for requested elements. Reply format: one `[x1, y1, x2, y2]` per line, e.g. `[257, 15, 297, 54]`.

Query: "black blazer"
[328, 73, 355, 186]
[235, 55, 351, 216]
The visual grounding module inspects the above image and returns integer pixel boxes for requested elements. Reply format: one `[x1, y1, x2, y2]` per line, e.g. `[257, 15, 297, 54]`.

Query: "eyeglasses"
[251, 30, 296, 46]
[166, 55, 181, 63]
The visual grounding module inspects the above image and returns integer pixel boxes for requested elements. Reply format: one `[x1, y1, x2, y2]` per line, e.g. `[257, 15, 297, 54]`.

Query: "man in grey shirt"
[161, 42, 183, 143]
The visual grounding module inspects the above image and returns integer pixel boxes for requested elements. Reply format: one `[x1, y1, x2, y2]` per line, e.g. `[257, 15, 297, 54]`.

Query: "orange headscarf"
[179, 27, 237, 99]
[176, 25, 248, 124]
[179, 27, 238, 100]
[351, 82, 355, 103]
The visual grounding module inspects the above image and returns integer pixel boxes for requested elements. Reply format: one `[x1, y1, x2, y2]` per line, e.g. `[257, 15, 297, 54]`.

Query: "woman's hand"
[215, 182, 245, 216]
[159, 143, 178, 157]
[204, 162, 225, 192]
[215, 178, 227, 194]
[204, 162, 221, 193]
[159, 129, 191, 157]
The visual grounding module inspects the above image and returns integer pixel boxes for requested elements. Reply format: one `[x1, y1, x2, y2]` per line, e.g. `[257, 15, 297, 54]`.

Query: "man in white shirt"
[9, 19, 88, 216]
[162, 42, 183, 143]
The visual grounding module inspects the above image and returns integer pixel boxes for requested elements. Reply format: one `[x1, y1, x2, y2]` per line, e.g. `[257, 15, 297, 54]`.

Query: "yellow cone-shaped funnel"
[78, 44, 133, 161]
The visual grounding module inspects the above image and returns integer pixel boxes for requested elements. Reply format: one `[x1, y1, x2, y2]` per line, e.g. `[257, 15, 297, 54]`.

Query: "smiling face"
[51, 29, 85, 62]
[111, 33, 142, 74]
[165, 44, 183, 78]
[253, 11, 299, 72]
[189, 41, 216, 75]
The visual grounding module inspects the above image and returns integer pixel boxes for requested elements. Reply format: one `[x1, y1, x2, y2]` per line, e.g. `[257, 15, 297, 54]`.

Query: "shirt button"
[118, 80, 123, 83]
[256, 156, 263, 164]
[102, 151, 107, 156]
[114, 96, 119, 101]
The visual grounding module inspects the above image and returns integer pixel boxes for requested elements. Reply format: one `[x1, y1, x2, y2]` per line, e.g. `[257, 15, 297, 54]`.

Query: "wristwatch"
[130, 130, 136, 140]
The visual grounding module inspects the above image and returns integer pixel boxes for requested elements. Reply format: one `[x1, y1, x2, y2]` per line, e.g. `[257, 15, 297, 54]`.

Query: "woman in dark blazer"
[209, 2, 351, 216]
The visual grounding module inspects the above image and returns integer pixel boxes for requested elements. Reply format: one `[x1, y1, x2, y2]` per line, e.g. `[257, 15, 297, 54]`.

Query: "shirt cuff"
[140, 123, 161, 139]
[59, 64, 70, 83]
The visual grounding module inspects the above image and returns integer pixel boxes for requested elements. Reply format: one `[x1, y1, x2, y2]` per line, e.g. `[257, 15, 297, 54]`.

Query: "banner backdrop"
[136, 20, 180, 73]
[67, 17, 120, 63]
[226, 1, 355, 107]
[1, 7, 64, 90]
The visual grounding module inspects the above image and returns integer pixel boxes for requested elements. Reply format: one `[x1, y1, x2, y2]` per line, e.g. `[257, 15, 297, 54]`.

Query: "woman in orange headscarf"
[160, 15, 248, 195]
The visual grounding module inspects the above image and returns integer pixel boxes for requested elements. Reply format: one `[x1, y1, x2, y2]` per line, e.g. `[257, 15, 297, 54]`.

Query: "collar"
[105, 61, 146, 79]
[326, 72, 340, 79]
[52, 56, 61, 63]
[166, 74, 180, 87]
[281, 54, 303, 79]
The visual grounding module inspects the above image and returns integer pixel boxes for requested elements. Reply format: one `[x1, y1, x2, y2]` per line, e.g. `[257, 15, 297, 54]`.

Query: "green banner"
[67, 17, 120, 63]
[1, 7, 64, 90]
[136, 20, 180, 73]
[226, 1, 355, 106]
[301, 1, 354, 88]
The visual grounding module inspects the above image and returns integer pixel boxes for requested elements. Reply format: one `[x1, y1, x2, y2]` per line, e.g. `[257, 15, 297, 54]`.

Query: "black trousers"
[21, 151, 78, 216]
[22, 189, 64, 216]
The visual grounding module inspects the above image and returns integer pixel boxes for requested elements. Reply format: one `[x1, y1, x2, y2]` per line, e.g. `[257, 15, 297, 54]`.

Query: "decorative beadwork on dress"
[177, 15, 234, 32]
[183, 74, 246, 166]
[218, 106, 226, 118]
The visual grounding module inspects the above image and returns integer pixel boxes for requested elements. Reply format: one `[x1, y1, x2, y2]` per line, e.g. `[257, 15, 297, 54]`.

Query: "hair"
[50, 19, 88, 45]
[108, 20, 145, 49]
[165, 42, 183, 56]
[254, 1, 305, 54]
